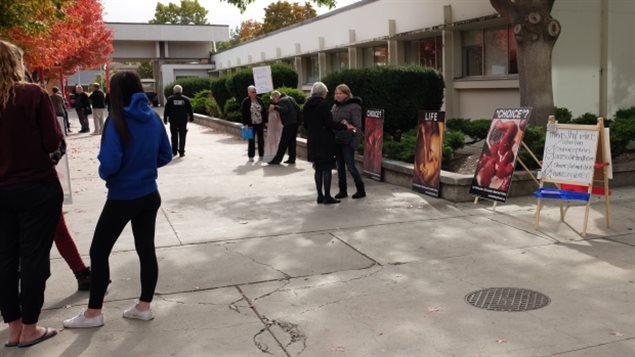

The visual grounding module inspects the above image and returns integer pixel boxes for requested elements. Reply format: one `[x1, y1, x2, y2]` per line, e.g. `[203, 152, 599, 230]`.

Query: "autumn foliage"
[6, 0, 113, 77]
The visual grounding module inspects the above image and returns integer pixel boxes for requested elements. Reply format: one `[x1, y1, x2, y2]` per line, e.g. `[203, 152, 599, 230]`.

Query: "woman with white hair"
[302, 82, 352, 204]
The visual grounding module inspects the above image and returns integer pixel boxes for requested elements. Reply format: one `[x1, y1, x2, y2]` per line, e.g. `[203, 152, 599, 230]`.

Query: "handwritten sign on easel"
[534, 116, 610, 237]
[541, 124, 599, 185]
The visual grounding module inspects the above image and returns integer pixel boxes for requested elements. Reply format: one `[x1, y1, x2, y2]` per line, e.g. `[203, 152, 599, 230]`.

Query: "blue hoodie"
[98, 92, 172, 200]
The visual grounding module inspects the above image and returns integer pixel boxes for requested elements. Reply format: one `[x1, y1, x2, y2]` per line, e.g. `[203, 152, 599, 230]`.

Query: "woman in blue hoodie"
[64, 72, 172, 328]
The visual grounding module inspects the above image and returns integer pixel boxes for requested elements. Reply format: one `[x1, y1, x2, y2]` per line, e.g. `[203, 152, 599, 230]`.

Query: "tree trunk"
[490, 0, 560, 127]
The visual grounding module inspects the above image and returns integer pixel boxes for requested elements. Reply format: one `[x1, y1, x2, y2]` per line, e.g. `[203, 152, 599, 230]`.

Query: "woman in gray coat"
[331, 84, 366, 199]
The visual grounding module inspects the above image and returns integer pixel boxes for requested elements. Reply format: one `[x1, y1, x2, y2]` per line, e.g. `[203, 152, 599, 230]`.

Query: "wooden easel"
[534, 116, 611, 237]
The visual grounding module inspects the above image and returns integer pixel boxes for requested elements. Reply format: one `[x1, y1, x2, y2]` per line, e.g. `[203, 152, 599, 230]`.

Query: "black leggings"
[314, 165, 333, 199]
[88, 191, 161, 309]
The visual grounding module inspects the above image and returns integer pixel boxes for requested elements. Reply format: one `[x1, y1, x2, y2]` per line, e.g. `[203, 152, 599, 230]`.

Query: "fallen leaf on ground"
[496, 339, 507, 344]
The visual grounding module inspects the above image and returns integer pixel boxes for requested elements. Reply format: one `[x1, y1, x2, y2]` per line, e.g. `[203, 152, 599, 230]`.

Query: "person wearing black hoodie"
[303, 82, 351, 204]
[331, 84, 366, 199]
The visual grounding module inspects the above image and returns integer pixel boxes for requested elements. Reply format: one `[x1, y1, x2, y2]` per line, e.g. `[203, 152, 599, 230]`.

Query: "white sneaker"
[123, 305, 154, 321]
[63, 308, 104, 328]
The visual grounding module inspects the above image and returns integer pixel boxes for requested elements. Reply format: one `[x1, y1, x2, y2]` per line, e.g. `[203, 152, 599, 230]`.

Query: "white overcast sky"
[101, 0, 361, 30]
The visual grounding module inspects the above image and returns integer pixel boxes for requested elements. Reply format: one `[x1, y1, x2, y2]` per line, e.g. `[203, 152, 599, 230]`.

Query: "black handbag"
[335, 129, 354, 145]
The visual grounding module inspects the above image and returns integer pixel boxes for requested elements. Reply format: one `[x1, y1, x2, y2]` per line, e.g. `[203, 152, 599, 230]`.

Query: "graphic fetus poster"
[363, 109, 384, 181]
[412, 110, 445, 197]
[470, 107, 532, 202]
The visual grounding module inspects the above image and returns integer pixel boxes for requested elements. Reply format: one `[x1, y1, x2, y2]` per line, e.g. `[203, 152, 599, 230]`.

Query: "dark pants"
[247, 123, 265, 158]
[0, 181, 63, 324]
[314, 162, 334, 199]
[57, 110, 70, 133]
[336, 144, 364, 193]
[76, 108, 89, 132]
[169, 122, 188, 155]
[88, 191, 161, 309]
[271, 123, 297, 163]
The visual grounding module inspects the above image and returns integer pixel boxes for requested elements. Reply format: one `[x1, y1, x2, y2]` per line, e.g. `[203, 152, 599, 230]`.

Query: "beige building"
[210, 0, 634, 120]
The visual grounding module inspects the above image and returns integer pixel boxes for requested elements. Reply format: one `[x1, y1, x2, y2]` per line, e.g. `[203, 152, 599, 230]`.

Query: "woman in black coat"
[302, 82, 350, 204]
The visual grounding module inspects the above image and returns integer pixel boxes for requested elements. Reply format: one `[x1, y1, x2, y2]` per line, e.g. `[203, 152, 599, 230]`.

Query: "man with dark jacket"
[74, 85, 90, 133]
[164, 84, 194, 157]
[268, 91, 300, 165]
[89, 83, 106, 135]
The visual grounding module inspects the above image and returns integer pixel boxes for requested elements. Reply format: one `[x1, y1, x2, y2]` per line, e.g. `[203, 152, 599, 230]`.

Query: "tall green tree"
[260, 1, 317, 34]
[489, 0, 561, 127]
[0, 0, 70, 35]
[149, 0, 209, 25]
[222, 0, 335, 13]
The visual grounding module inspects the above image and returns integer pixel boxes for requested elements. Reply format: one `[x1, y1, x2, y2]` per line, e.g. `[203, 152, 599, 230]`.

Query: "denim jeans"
[336, 144, 363, 192]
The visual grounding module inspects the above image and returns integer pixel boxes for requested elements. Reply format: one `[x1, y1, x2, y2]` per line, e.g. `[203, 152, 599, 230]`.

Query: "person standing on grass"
[63, 71, 172, 329]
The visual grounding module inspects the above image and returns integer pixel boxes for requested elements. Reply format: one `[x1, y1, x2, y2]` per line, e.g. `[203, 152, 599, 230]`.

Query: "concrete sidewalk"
[2, 110, 634, 356]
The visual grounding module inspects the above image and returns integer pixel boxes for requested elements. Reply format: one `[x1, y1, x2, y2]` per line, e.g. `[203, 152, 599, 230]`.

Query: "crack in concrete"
[260, 315, 307, 356]
[223, 245, 292, 279]
[537, 336, 635, 357]
[160, 207, 183, 245]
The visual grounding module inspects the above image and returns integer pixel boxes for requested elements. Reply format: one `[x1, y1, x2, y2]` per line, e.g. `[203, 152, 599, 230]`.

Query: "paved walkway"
[2, 109, 634, 356]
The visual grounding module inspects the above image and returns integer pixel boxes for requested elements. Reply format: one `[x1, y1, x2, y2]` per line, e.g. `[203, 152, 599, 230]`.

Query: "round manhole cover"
[465, 287, 550, 312]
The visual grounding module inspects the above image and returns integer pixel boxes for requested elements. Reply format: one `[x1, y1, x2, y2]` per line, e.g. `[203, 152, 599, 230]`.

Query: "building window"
[416, 36, 443, 71]
[329, 51, 349, 73]
[363, 46, 387, 67]
[462, 26, 517, 77]
[305, 56, 319, 83]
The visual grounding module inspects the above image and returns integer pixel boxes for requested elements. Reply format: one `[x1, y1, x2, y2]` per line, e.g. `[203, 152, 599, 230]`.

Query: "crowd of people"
[0, 38, 368, 348]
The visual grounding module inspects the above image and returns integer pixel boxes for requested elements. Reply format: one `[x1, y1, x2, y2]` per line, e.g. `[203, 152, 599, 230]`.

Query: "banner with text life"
[363, 109, 384, 181]
[412, 110, 445, 197]
[469, 107, 532, 203]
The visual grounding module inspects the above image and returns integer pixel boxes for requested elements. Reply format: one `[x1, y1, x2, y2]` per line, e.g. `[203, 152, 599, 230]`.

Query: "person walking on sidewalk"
[63, 71, 172, 329]
[89, 83, 106, 135]
[50, 87, 70, 134]
[303, 82, 351, 204]
[332, 84, 366, 199]
[267, 90, 300, 165]
[54, 213, 92, 291]
[0, 40, 62, 348]
[74, 85, 90, 133]
[164, 84, 193, 157]
[241, 85, 267, 161]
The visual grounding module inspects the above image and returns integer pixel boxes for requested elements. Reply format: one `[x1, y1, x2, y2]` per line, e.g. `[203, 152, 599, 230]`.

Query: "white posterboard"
[252, 66, 273, 94]
[56, 116, 73, 204]
[541, 124, 599, 185]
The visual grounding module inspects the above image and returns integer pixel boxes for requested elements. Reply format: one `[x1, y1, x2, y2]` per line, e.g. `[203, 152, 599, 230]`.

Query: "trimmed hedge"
[223, 98, 241, 123]
[163, 77, 212, 98]
[210, 76, 231, 116]
[191, 90, 221, 117]
[322, 65, 444, 139]
[225, 63, 299, 101]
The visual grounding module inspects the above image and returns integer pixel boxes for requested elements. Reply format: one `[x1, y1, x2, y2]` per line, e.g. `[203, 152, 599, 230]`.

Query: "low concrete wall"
[194, 114, 635, 202]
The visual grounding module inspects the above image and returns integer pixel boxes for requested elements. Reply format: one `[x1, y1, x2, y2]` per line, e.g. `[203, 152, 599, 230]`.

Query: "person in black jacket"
[268, 91, 300, 165]
[241, 85, 267, 161]
[89, 83, 106, 135]
[74, 85, 90, 133]
[164, 85, 194, 157]
[303, 82, 351, 204]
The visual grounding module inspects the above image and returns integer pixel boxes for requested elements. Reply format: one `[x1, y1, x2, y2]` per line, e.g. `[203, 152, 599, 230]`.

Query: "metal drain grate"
[465, 287, 550, 312]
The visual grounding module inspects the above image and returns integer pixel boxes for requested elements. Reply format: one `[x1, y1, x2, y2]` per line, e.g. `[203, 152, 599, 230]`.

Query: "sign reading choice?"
[541, 126, 599, 185]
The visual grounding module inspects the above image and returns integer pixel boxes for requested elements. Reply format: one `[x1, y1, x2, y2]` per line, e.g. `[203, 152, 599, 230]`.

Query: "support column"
[294, 56, 304, 88]
[599, 0, 608, 117]
[318, 52, 328, 79]
[441, 5, 456, 118]
[387, 19, 399, 65]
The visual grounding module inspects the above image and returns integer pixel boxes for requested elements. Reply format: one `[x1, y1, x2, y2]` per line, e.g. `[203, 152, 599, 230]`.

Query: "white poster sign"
[252, 66, 273, 94]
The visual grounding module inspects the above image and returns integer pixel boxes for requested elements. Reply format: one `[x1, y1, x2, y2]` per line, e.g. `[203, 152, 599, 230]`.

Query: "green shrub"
[210, 76, 231, 116]
[260, 86, 307, 108]
[516, 126, 545, 170]
[615, 106, 635, 120]
[446, 118, 467, 133]
[571, 112, 598, 125]
[225, 64, 299, 101]
[223, 97, 241, 122]
[555, 106, 572, 123]
[322, 65, 444, 139]
[190, 90, 221, 117]
[610, 117, 635, 156]
[464, 119, 490, 142]
[163, 77, 212, 98]
[383, 129, 417, 163]
[444, 130, 465, 151]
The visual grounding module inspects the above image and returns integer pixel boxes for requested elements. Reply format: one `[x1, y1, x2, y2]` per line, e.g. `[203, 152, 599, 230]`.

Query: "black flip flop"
[4, 341, 18, 348]
[17, 327, 57, 348]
